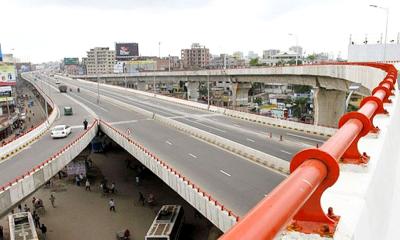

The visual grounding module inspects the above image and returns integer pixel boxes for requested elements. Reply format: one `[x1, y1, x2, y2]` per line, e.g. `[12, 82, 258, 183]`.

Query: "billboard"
[115, 43, 139, 60]
[0, 63, 16, 86]
[64, 58, 79, 65]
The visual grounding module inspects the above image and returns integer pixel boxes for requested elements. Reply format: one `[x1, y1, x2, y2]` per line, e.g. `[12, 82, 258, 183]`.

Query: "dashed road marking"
[165, 140, 172, 145]
[188, 153, 197, 158]
[246, 138, 255, 143]
[286, 133, 324, 143]
[220, 170, 232, 177]
[280, 150, 292, 155]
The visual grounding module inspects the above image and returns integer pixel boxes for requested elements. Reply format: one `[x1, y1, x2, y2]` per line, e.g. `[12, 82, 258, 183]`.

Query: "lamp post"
[288, 33, 299, 65]
[370, 4, 389, 61]
[207, 73, 210, 109]
[344, 84, 360, 113]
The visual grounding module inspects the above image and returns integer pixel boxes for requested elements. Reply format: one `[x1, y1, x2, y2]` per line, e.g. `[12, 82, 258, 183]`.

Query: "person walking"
[109, 199, 116, 212]
[85, 179, 91, 191]
[33, 211, 40, 228]
[75, 175, 81, 186]
[83, 119, 88, 130]
[110, 182, 116, 194]
[49, 194, 56, 208]
[39, 224, 47, 239]
[24, 204, 30, 212]
[138, 192, 145, 206]
[17, 204, 22, 212]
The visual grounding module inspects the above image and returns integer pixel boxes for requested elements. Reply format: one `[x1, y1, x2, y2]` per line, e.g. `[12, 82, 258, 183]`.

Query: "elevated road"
[56, 76, 327, 161]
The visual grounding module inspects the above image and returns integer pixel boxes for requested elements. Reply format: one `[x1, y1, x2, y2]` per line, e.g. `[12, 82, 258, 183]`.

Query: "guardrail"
[99, 119, 238, 232]
[0, 74, 58, 161]
[220, 63, 398, 239]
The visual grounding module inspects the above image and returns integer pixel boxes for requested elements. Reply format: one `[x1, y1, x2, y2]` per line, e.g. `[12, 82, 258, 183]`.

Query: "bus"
[8, 212, 39, 240]
[145, 205, 184, 240]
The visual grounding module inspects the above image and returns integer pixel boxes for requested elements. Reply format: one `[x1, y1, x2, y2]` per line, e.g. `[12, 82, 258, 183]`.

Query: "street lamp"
[288, 33, 299, 65]
[345, 84, 360, 113]
[370, 4, 389, 61]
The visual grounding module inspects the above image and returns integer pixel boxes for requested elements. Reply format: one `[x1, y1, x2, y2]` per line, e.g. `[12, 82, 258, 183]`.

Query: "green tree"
[292, 85, 312, 94]
[292, 97, 308, 118]
[249, 58, 259, 66]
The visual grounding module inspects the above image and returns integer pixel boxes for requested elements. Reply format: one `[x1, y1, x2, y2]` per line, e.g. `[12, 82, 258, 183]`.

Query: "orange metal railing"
[220, 63, 398, 239]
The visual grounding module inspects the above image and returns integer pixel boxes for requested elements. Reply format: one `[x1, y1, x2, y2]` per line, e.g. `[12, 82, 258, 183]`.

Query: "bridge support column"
[137, 81, 147, 91]
[313, 88, 346, 127]
[232, 82, 251, 106]
[186, 81, 199, 101]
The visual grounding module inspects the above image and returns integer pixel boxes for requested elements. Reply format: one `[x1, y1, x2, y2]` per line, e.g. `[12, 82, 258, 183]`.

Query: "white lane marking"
[286, 133, 324, 143]
[280, 150, 292, 155]
[72, 93, 109, 112]
[233, 124, 241, 127]
[165, 140, 172, 145]
[70, 125, 83, 129]
[184, 118, 226, 133]
[189, 153, 197, 159]
[246, 138, 255, 143]
[109, 120, 139, 125]
[220, 170, 231, 177]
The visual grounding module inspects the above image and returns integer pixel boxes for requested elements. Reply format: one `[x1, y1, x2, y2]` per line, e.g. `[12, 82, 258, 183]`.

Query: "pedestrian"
[83, 119, 88, 130]
[75, 175, 80, 186]
[49, 194, 56, 208]
[24, 204, 30, 212]
[33, 211, 40, 228]
[79, 173, 84, 182]
[135, 176, 140, 186]
[0, 225, 3, 240]
[138, 192, 145, 206]
[32, 197, 37, 208]
[85, 179, 91, 191]
[17, 203, 22, 212]
[39, 224, 47, 239]
[109, 199, 116, 212]
[110, 182, 116, 194]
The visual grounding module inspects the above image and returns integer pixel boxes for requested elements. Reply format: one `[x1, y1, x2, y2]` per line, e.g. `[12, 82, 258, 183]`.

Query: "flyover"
[73, 64, 386, 126]
[0, 63, 396, 239]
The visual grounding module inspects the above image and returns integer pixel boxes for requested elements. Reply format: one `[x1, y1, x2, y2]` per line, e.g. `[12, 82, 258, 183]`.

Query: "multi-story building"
[289, 46, 303, 56]
[85, 47, 115, 75]
[262, 49, 280, 59]
[247, 51, 259, 60]
[181, 43, 210, 69]
[208, 54, 246, 69]
[232, 51, 244, 60]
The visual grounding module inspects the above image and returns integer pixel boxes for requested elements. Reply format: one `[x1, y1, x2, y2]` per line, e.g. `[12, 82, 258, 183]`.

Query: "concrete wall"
[99, 120, 238, 232]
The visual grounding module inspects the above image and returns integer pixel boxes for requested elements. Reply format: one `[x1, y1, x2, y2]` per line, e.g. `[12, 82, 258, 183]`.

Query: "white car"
[51, 125, 72, 138]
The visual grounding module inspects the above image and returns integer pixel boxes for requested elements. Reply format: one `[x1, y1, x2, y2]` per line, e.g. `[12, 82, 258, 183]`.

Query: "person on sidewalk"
[109, 199, 116, 212]
[33, 211, 40, 228]
[110, 182, 116, 194]
[0, 225, 4, 240]
[85, 179, 91, 191]
[49, 194, 56, 208]
[138, 192, 145, 206]
[40, 224, 47, 239]
[83, 119, 88, 130]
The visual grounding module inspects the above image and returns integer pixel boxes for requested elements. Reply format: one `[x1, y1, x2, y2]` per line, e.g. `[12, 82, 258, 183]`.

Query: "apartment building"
[181, 43, 210, 69]
[86, 47, 115, 74]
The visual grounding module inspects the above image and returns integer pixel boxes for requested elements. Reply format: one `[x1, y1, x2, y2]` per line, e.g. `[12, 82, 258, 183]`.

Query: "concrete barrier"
[153, 114, 290, 174]
[0, 121, 98, 217]
[99, 120, 238, 232]
[0, 74, 59, 161]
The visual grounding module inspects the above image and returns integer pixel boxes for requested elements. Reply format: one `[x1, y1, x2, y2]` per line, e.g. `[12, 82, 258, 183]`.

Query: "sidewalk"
[0, 146, 222, 240]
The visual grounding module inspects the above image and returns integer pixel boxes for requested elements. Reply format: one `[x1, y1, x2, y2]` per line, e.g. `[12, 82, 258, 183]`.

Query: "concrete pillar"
[232, 82, 251, 106]
[185, 81, 200, 101]
[313, 87, 346, 127]
[137, 81, 147, 91]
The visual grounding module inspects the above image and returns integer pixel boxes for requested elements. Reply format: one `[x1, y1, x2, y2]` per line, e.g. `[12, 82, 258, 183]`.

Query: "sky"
[1, 0, 399, 63]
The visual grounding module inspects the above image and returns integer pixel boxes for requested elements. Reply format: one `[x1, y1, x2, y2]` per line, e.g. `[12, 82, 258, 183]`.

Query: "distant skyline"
[1, 0, 399, 63]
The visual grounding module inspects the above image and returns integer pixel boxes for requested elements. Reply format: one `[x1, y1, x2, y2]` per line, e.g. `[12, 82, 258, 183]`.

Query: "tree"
[254, 97, 263, 106]
[292, 97, 308, 118]
[249, 58, 259, 66]
[292, 85, 312, 94]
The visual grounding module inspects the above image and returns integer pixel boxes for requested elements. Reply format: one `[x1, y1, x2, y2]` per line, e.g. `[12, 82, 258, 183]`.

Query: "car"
[51, 125, 72, 138]
[64, 106, 73, 116]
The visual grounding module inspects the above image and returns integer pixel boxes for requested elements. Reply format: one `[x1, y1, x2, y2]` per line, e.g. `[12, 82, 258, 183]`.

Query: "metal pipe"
[221, 159, 328, 240]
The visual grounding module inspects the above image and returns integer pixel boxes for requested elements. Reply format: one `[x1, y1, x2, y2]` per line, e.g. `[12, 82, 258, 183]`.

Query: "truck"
[59, 85, 67, 93]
